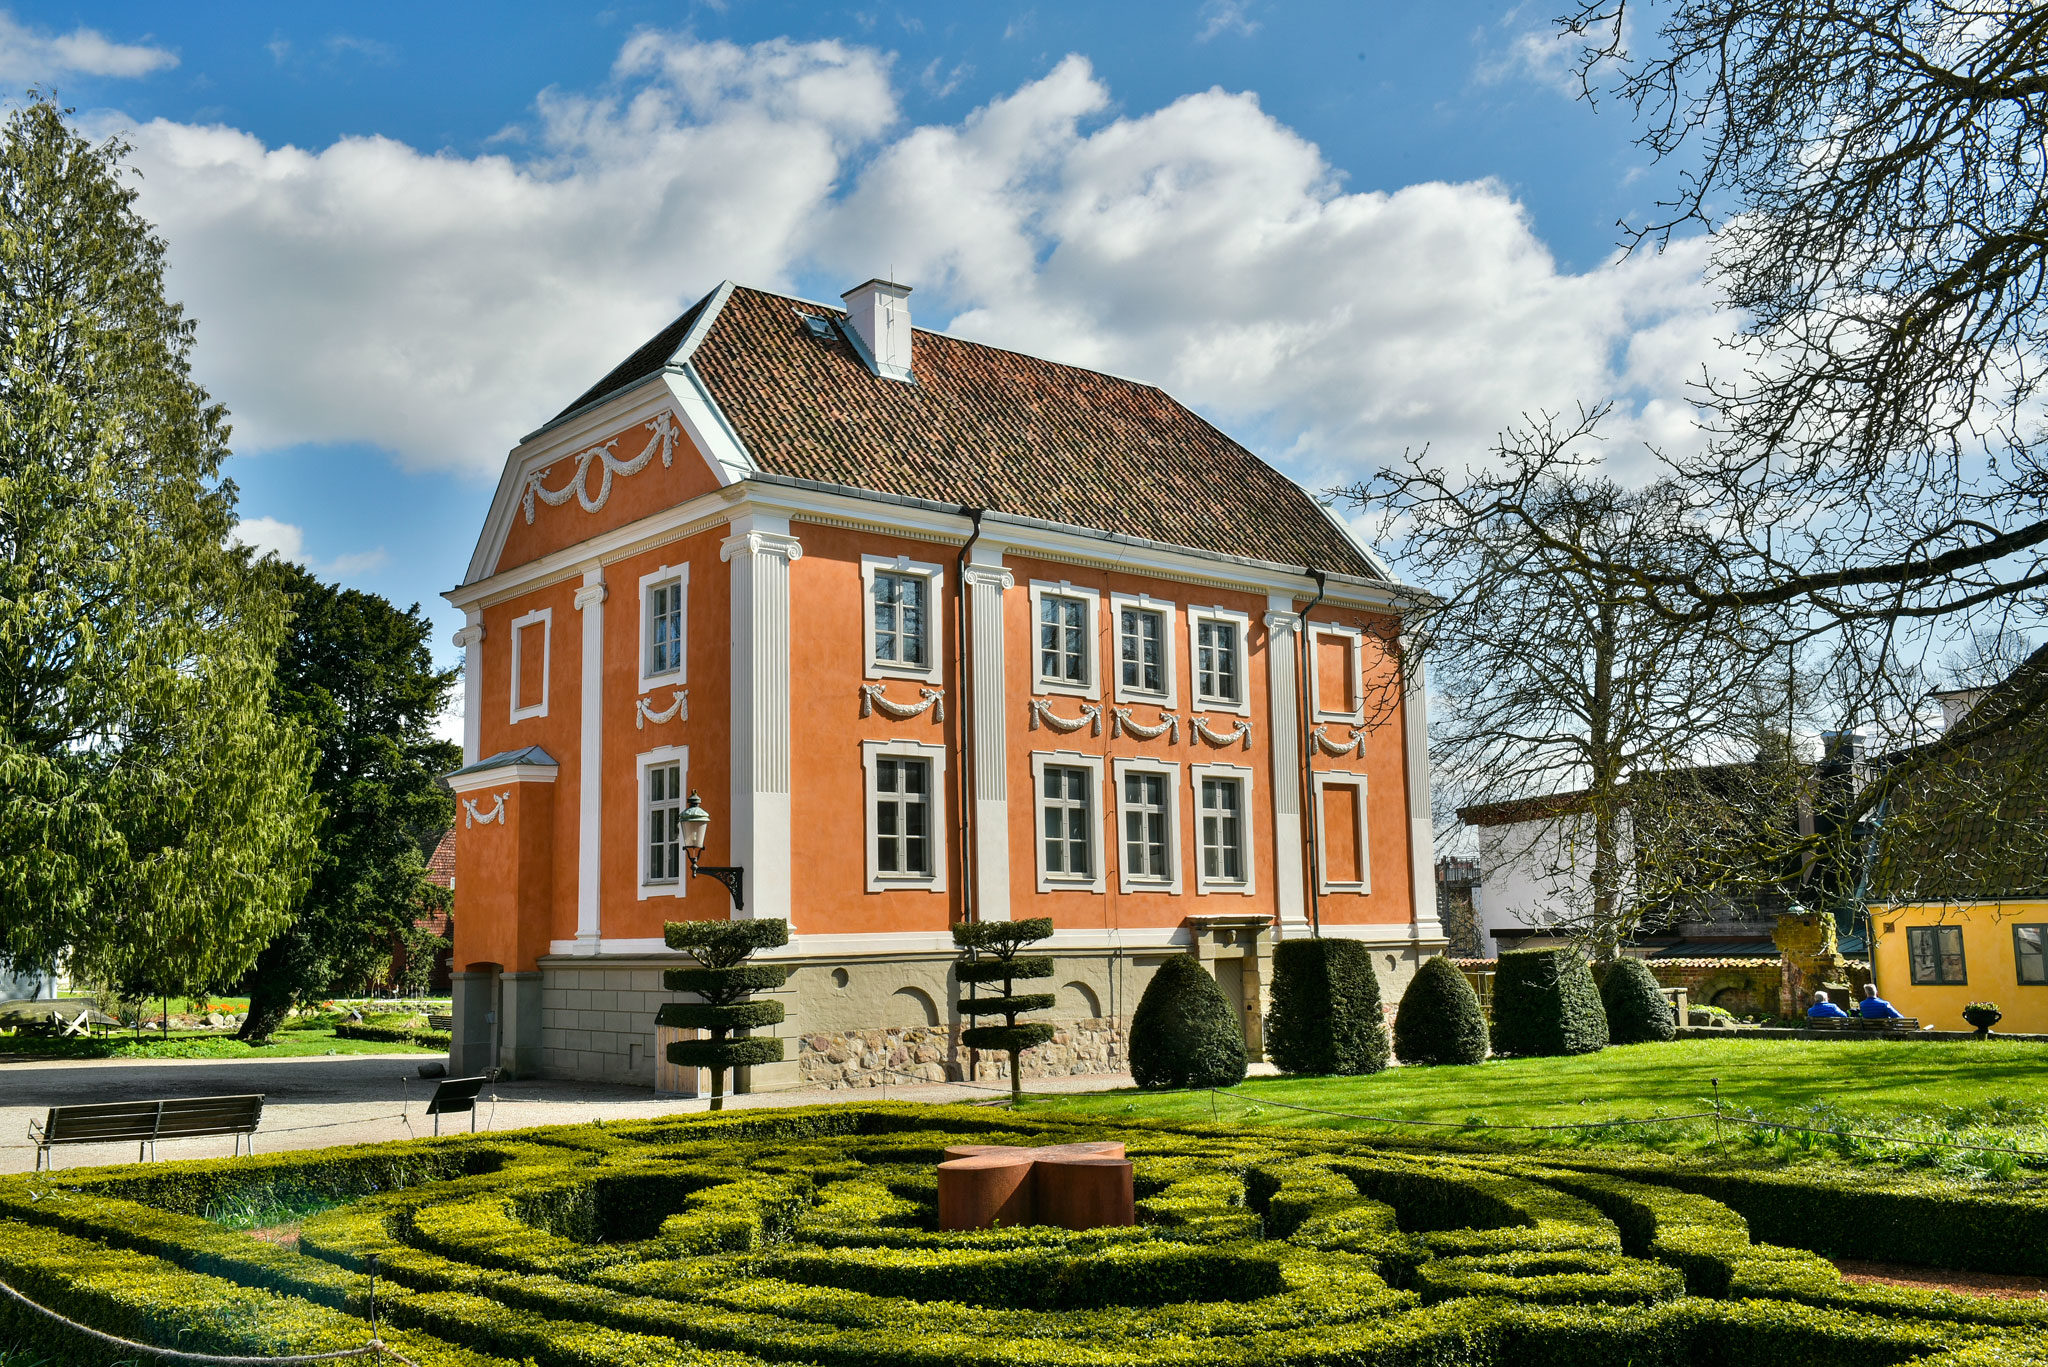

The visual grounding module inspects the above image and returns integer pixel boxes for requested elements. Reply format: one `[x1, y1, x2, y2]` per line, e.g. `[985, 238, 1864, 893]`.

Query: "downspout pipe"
[955, 508, 985, 924]
[1298, 569, 1328, 938]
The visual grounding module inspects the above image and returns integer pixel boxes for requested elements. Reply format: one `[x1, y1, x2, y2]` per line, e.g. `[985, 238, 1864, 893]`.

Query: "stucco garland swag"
[637, 689, 689, 729]
[520, 412, 679, 523]
[860, 683, 945, 722]
[1111, 708, 1179, 743]
[1310, 724, 1365, 758]
[1191, 717, 1254, 750]
[462, 792, 510, 828]
[1027, 700, 1103, 736]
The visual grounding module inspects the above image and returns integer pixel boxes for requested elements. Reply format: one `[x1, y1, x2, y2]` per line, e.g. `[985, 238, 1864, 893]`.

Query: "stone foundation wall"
[795, 1018, 1126, 1089]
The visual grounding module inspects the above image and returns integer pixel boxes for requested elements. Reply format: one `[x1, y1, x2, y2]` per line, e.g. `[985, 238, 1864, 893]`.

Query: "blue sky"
[6, 3, 1721, 733]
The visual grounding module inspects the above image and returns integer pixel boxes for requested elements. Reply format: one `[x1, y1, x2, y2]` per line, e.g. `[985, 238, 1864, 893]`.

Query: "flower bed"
[4, 1106, 2048, 1367]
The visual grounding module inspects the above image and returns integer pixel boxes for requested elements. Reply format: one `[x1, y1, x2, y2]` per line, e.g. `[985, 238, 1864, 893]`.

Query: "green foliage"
[1130, 954, 1249, 1089]
[0, 98, 318, 1006]
[395, 920, 451, 998]
[950, 916, 1055, 953]
[657, 1000, 785, 1032]
[663, 963, 792, 1000]
[240, 562, 460, 1041]
[1265, 937, 1389, 1076]
[1492, 948, 1609, 1057]
[659, 918, 791, 1109]
[665, 918, 790, 968]
[956, 993, 1055, 1017]
[332, 1021, 450, 1049]
[956, 956, 1053, 985]
[1393, 955, 1491, 1065]
[960, 1022, 1056, 1054]
[1600, 958, 1678, 1045]
[952, 916, 1056, 1100]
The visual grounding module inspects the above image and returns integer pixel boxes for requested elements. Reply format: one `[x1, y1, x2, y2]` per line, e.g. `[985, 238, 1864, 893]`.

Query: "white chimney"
[840, 278, 913, 381]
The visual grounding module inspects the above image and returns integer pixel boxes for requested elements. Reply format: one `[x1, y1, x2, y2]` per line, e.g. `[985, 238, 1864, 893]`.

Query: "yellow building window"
[2016, 925, 2047, 985]
[1907, 925, 1967, 985]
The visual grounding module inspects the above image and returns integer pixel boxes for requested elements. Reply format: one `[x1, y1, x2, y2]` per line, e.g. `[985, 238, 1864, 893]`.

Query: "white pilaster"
[721, 516, 802, 924]
[964, 551, 1014, 921]
[1401, 637, 1445, 942]
[452, 613, 485, 766]
[1264, 599, 1309, 937]
[571, 569, 607, 954]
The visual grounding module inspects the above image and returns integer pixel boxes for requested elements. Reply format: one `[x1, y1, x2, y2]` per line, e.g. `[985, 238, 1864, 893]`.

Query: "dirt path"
[1833, 1258, 2048, 1300]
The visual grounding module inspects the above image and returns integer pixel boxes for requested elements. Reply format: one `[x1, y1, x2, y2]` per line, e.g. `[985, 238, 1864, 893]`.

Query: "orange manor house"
[442, 278, 1442, 1091]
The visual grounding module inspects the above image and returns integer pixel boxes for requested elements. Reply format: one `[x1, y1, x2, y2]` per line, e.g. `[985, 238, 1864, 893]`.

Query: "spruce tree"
[0, 97, 317, 995]
[953, 917, 1056, 1103]
[656, 918, 790, 1110]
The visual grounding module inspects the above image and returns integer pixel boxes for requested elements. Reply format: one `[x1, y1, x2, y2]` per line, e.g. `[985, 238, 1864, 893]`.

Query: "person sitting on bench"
[1807, 991, 1849, 1019]
[1856, 984, 1904, 1019]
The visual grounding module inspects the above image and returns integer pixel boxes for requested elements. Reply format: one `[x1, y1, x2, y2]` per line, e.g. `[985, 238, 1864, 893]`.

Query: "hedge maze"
[3, 1105, 2047, 1367]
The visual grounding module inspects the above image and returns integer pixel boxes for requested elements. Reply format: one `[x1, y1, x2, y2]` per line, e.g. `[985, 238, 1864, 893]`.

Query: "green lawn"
[1024, 1038, 2048, 1178]
[0, 1029, 443, 1061]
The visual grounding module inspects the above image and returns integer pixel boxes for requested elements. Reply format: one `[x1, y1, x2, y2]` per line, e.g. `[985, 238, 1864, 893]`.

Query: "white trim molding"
[509, 607, 552, 723]
[1029, 750, 1107, 895]
[520, 412, 679, 524]
[462, 792, 510, 828]
[452, 614, 484, 765]
[861, 553, 946, 684]
[1313, 769, 1373, 896]
[1187, 604, 1253, 717]
[860, 683, 945, 722]
[860, 738, 950, 894]
[1263, 601, 1308, 935]
[636, 561, 690, 696]
[1026, 699, 1103, 736]
[637, 689, 688, 729]
[964, 554, 1014, 922]
[1191, 761, 1258, 897]
[1110, 756, 1183, 896]
[573, 567, 607, 955]
[723, 517, 802, 922]
[447, 759, 558, 792]
[1109, 591, 1178, 708]
[1308, 622, 1367, 725]
[635, 744, 691, 901]
[1400, 637, 1444, 939]
[1028, 579, 1102, 701]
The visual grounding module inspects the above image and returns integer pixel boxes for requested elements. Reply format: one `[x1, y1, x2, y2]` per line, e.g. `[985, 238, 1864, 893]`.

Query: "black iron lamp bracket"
[686, 852, 746, 910]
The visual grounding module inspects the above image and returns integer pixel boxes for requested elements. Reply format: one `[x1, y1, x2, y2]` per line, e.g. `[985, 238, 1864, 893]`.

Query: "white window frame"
[509, 607, 552, 723]
[1191, 761, 1257, 896]
[637, 562, 690, 695]
[862, 554, 945, 684]
[1308, 622, 1366, 725]
[1111, 756, 1183, 895]
[1110, 592, 1177, 707]
[1187, 605, 1253, 717]
[1028, 580, 1101, 700]
[861, 739, 949, 893]
[636, 744, 689, 900]
[1029, 750, 1106, 894]
[1312, 769, 1372, 895]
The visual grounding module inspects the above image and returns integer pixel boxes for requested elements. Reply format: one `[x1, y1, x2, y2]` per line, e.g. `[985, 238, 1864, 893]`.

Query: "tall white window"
[1044, 766, 1092, 877]
[637, 744, 690, 899]
[1192, 762, 1256, 895]
[1112, 758, 1182, 894]
[637, 562, 690, 694]
[863, 555, 945, 683]
[861, 739, 948, 891]
[1029, 581, 1100, 698]
[1111, 593, 1177, 706]
[1192, 612, 1247, 710]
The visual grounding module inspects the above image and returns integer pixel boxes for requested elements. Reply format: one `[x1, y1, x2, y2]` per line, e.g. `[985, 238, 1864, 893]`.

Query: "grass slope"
[0, 1031, 442, 1061]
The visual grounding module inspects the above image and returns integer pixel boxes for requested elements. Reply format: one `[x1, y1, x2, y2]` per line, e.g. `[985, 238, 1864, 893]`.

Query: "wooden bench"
[428, 1013, 454, 1032]
[1805, 1016, 1922, 1032]
[28, 1094, 264, 1171]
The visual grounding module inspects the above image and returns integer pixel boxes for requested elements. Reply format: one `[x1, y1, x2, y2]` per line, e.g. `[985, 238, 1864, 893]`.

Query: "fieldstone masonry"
[796, 1019, 1125, 1089]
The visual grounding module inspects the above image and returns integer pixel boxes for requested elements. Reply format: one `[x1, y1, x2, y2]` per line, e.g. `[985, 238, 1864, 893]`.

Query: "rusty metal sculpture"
[936, 1141, 1135, 1231]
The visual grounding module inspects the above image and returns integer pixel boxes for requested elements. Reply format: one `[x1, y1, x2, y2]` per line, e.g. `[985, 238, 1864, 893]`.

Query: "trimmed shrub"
[1393, 955, 1491, 1066]
[1600, 957, 1677, 1044]
[953, 916, 1057, 1102]
[1129, 955, 1248, 1089]
[1264, 938, 1388, 1076]
[1491, 947, 1608, 1057]
[333, 1021, 452, 1049]
[656, 917, 790, 1110]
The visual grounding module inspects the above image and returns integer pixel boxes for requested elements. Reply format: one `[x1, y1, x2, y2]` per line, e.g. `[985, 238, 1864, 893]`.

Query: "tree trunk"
[238, 948, 295, 1043]
[1009, 1048, 1022, 1104]
[1588, 599, 1623, 961]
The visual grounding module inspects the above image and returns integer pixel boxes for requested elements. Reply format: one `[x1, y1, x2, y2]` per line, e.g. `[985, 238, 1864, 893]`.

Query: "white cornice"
[447, 762, 558, 792]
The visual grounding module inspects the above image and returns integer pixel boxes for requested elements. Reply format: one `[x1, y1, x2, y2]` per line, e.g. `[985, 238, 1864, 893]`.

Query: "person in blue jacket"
[1807, 990, 1849, 1019]
[1857, 984, 1904, 1019]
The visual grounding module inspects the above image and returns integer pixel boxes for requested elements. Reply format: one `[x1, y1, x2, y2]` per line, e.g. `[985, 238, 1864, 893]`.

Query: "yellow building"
[1869, 901, 2048, 1034]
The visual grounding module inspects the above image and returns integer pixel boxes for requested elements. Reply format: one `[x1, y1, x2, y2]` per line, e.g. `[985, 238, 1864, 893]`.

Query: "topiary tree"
[953, 916, 1057, 1103]
[1600, 957, 1677, 1044]
[1392, 955, 1491, 1066]
[1265, 938, 1388, 1076]
[1491, 947, 1608, 1058]
[655, 918, 790, 1110]
[1130, 955, 1248, 1089]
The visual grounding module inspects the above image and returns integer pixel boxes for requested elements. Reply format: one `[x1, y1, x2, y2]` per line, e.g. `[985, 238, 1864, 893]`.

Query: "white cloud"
[0, 11, 176, 82]
[1196, 1, 1261, 42]
[109, 33, 1719, 495]
[231, 516, 387, 579]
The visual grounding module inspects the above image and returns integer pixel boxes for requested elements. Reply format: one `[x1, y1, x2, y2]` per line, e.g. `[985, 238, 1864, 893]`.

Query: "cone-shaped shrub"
[1265, 938, 1388, 1075]
[1130, 955, 1247, 1089]
[954, 916, 1057, 1102]
[1392, 955, 1490, 1065]
[1491, 947, 1608, 1057]
[1600, 956, 1677, 1044]
[655, 918, 790, 1110]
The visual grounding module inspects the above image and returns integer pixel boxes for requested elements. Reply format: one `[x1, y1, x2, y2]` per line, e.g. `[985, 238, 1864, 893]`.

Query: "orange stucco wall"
[495, 412, 728, 575]
[1304, 612, 1414, 926]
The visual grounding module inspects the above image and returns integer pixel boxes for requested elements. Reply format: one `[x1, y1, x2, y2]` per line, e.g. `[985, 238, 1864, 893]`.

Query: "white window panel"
[1187, 606, 1252, 716]
[861, 739, 949, 892]
[1312, 769, 1372, 895]
[862, 554, 945, 684]
[637, 562, 690, 694]
[1308, 622, 1366, 724]
[1192, 761, 1257, 896]
[1028, 580, 1101, 700]
[1030, 751, 1106, 894]
[1110, 592, 1177, 706]
[1112, 757, 1183, 895]
[509, 607, 552, 723]
[636, 744, 689, 900]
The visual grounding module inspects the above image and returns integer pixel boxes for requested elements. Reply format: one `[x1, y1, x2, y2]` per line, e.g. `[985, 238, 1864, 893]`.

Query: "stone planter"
[1963, 1007, 2002, 1037]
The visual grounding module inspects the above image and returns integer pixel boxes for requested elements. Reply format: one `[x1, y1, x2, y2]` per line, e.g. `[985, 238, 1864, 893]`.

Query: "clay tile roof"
[556, 285, 1382, 578]
[426, 828, 456, 888]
